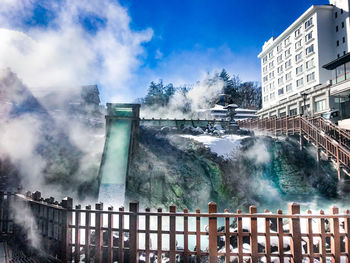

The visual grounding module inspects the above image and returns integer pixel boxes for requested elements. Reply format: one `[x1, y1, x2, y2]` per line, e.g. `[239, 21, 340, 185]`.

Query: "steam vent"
[98, 103, 140, 205]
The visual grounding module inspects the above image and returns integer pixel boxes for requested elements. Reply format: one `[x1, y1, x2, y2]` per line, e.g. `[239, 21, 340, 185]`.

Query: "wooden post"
[196, 209, 201, 263]
[224, 209, 230, 263]
[129, 201, 139, 263]
[330, 206, 340, 263]
[299, 116, 303, 151]
[157, 208, 162, 263]
[118, 207, 124, 263]
[145, 208, 151, 263]
[85, 205, 91, 263]
[288, 203, 302, 263]
[336, 145, 341, 181]
[208, 202, 217, 263]
[306, 210, 314, 263]
[184, 209, 189, 263]
[344, 210, 350, 263]
[277, 210, 284, 263]
[249, 206, 258, 263]
[169, 205, 176, 263]
[107, 206, 114, 263]
[264, 209, 271, 263]
[319, 210, 326, 263]
[237, 209, 243, 263]
[95, 203, 103, 263]
[61, 197, 73, 263]
[74, 205, 81, 263]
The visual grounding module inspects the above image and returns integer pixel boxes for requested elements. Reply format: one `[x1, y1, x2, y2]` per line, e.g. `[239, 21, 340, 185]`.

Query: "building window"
[307, 72, 315, 82]
[296, 65, 303, 75]
[337, 40, 340, 46]
[341, 9, 344, 14]
[306, 44, 314, 55]
[285, 72, 292, 81]
[277, 43, 282, 52]
[270, 92, 275, 100]
[289, 108, 297, 116]
[277, 54, 283, 63]
[296, 78, 304, 87]
[263, 76, 268, 82]
[269, 51, 273, 59]
[343, 37, 346, 43]
[295, 52, 302, 62]
[277, 65, 283, 74]
[269, 82, 275, 90]
[285, 48, 291, 57]
[295, 27, 301, 38]
[278, 77, 283, 85]
[263, 66, 268, 73]
[306, 58, 314, 69]
[285, 59, 291, 68]
[269, 71, 274, 79]
[305, 31, 313, 42]
[284, 37, 290, 46]
[295, 39, 302, 50]
[286, 83, 292, 92]
[342, 22, 345, 28]
[336, 64, 345, 83]
[314, 99, 326, 113]
[278, 88, 284, 95]
[264, 95, 269, 102]
[336, 25, 339, 32]
[305, 17, 313, 29]
[269, 61, 274, 69]
[335, 12, 338, 18]
[263, 56, 267, 63]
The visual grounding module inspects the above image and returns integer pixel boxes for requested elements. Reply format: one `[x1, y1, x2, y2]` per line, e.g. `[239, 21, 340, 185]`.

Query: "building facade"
[258, 0, 350, 120]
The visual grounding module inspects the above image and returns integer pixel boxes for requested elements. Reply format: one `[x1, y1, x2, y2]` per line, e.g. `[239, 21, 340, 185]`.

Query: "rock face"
[126, 127, 340, 212]
[0, 69, 105, 198]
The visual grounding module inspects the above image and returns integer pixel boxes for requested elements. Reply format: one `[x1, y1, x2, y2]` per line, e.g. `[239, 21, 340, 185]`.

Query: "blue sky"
[0, 0, 330, 102]
[119, 0, 329, 98]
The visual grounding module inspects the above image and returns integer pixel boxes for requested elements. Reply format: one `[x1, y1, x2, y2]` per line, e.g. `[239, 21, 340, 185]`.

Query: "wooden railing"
[238, 115, 350, 180]
[308, 116, 350, 150]
[2, 190, 350, 262]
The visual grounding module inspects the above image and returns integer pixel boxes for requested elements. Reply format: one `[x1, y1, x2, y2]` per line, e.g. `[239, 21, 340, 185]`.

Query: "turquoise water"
[98, 119, 132, 206]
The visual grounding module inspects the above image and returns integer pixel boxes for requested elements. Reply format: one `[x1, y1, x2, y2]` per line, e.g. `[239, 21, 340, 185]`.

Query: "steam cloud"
[0, 0, 153, 102]
[140, 75, 225, 119]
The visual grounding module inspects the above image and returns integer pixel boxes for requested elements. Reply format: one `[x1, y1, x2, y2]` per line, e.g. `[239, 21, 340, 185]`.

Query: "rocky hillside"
[126, 127, 340, 212]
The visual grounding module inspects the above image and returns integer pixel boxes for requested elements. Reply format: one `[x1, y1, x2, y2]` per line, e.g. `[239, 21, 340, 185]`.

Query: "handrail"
[237, 115, 350, 177]
[307, 115, 350, 149]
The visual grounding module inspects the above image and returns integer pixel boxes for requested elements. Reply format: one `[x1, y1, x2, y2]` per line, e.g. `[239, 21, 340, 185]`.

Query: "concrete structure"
[258, 0, 350, 119]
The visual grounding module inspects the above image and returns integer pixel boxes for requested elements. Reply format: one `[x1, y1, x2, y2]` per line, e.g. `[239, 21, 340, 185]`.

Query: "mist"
[0, 0, 152, 102]
[140, 75, 225, 119]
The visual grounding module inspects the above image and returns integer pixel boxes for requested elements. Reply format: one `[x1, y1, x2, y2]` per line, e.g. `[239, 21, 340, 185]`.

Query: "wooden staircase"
[238, 115, 350, 180]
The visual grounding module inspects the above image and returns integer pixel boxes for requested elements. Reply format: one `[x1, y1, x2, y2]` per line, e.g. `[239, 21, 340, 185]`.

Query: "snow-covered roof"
[210, 104, 227, 111]
[235, 108, 258, 113]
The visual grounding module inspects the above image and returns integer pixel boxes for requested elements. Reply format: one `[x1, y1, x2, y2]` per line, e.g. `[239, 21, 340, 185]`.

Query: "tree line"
[139, 69, 262, 110]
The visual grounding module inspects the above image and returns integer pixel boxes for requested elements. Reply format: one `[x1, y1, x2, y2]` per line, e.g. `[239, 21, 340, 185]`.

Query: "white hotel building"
[258, 0, 350, 121]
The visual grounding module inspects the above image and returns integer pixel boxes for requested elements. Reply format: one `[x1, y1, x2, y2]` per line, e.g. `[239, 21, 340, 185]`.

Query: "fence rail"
[2, 190, 350, 262]
[238, 115, 350, 180]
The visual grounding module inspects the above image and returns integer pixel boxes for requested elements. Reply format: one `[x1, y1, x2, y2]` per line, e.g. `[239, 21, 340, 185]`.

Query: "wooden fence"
[2, 190, 350, 262]
[238, 115, 350, 180]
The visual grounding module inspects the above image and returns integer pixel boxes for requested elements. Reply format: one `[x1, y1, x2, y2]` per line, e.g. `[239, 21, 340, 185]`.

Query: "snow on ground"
[180, 134, 249, 159]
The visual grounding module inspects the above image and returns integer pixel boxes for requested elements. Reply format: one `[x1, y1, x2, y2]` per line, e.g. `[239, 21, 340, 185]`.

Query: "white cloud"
[0, 0, 153, 102]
